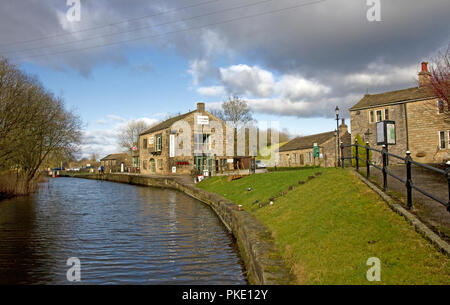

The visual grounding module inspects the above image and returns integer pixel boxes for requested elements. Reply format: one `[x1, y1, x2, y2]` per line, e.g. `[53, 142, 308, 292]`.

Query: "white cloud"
[106, 114, 126, 122]
[188, 59, 211, 86]
[276, 75, 330, 100]
[344, 63, 417, 88]
[219, 64, 275, 98]
[79, 116, 159, 159]
[197, 86, 226, 97]
[96, 119, 108, 125]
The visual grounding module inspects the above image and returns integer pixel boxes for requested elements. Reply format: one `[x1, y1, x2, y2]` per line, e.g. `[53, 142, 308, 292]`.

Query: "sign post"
[376, 120, 396, 165]
[313, 143, 320, 167]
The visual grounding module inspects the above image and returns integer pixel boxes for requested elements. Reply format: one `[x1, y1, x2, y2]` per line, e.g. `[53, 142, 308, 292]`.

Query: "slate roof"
[350, 87, 435, 111]
[100, 153, 129, 161]
[278, 131, 335, 152]
[140, 111, 195, 135]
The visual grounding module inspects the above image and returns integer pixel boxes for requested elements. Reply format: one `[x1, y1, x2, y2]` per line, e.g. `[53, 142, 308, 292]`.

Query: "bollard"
[355, 139, 359, 171]
[340, 142, 344, 169]
[366, 141, 370, 179]
[382, 145, 387, 191]
[446, 161, 450, 213]
[405, 151, 413, 210]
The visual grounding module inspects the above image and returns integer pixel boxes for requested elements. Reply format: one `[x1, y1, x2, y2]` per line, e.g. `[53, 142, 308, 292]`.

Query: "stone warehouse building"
[138, 103, 246, 175]
[100, 152, 133, 173]
[350, 62, 449, 164]
[278, 119, 351, 167]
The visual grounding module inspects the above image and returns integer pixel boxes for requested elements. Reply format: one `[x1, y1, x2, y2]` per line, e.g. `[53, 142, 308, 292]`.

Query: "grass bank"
[198, 168, 450, 284]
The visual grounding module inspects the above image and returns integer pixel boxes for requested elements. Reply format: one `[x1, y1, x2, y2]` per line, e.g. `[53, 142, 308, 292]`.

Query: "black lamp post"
[334, 129, 337, 167]
[335, 106, 340, 167]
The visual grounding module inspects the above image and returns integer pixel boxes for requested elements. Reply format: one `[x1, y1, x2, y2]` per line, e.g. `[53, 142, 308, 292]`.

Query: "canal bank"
[64, 173, 293, 285]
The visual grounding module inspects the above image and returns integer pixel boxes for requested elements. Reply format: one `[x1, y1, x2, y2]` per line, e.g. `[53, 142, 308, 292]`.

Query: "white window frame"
[376, 109, 383, 122]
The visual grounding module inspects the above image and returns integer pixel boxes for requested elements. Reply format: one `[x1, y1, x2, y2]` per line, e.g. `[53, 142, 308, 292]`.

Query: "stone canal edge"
[63, 173, 294, 285]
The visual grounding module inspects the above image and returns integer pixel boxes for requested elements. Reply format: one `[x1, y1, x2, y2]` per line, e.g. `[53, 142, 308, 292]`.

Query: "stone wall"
[138, 110, 234, 175]
[278, 132, 351, 168]
[350, 98, 449, 164]
[67, 173, 293, 285]
[350, 103, 408, 164]
[407, 99, 449, 163]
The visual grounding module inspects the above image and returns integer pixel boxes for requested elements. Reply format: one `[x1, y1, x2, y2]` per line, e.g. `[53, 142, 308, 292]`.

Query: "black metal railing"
[339, 140, 450, 213]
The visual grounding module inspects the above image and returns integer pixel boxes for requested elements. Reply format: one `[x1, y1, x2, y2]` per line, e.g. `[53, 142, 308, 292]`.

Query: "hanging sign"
[313, 143, 320, 157]
[197, 115, 209, 125]
[377, 120, 396, 145]
[169, 134, 175, 157]
[386, 122, 396, 145]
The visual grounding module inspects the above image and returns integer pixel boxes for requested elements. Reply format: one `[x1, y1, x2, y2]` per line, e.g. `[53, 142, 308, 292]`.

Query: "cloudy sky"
[0, 0, 449, 158]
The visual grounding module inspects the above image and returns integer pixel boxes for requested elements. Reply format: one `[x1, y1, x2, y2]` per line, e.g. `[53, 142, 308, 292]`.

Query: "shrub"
[352, 134, 372, 167]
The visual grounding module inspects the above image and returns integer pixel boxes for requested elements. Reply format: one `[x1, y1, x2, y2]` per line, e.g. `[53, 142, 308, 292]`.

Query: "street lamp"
[335, 106, 340, 167]
[334, 129, 337, 167]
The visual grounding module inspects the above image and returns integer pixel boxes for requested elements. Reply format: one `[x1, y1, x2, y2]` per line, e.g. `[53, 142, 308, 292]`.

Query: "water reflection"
[0, 178, 246, 284]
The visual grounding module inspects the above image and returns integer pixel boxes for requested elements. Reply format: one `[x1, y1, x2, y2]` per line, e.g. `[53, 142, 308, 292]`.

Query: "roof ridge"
[350, 86, 434, 110]
[140, 110, 196, 135]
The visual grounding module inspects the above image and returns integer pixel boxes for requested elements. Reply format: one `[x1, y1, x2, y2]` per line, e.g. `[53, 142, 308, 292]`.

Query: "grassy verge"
[198, 168, 450, 284]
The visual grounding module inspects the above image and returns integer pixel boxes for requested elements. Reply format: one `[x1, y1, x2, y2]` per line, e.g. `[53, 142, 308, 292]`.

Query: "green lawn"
[198, 168, 450, 284]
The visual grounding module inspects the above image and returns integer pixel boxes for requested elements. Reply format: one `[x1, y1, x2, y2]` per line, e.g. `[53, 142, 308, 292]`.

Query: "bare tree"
[427, 43, 450, 118]
[0, 56, 82, 194]
[211, 95, 253, 128]
[117, 119, 151, 152]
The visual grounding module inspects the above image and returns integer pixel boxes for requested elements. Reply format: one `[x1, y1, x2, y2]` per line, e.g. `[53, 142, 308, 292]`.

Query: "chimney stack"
[418, 61, 431, 88]
[197, 102, 205, 112]
[339, 118, 348, 134]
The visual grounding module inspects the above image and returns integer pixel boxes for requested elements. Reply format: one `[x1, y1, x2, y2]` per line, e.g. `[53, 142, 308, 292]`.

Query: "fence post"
[381, 145, 387, 191]
[405, 151, 413, 210]
[446, 161, 450, 213]
[340, 142, 344, 168]
[355, 139, 359, 171]
[365, 141, 370, 179]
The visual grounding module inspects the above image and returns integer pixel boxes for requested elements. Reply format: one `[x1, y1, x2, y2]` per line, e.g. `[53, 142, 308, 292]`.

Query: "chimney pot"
[418, 61, 431, 87]
[197, 102, 205, 112]
[341, 118, 345, 125]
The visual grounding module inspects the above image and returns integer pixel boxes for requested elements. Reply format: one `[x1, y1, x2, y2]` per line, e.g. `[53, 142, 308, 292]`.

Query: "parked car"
[256, 160, 266, 169]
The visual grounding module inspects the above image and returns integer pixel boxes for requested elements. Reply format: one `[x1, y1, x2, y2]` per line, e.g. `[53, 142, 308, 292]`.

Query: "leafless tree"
[427, 43, 450, 119]
[0, 56, 82, 194]
[117, 119, 151, 152]
[211, 95, 253, 128]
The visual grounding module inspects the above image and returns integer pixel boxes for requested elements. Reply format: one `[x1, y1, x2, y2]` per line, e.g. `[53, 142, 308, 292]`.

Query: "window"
[293, 153, 297, 163]
[438, 100, 445, 114]
[376, 110, 383, 122]
[369, 110, 374, 123]
[143, 138, 147, 149]
[439, 131, 446, 149]
[306, 152, 313, 164]
[142, 160, 147, 170]
[157, 159, 163, 170]
[194, 133, 211, 151]
[384, 109, 389, 120]
[155, 134, 162, 151]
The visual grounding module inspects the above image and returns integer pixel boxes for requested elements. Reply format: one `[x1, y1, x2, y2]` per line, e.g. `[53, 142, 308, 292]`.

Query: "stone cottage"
[278, 119, 351, 167]
[350, 62, 449, 164]
[138, 102, 246, 175]
[100, 152, 132, 173]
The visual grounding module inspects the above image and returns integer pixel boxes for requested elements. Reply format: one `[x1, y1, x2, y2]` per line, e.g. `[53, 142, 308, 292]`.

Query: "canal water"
[0, 177, 247, 284]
